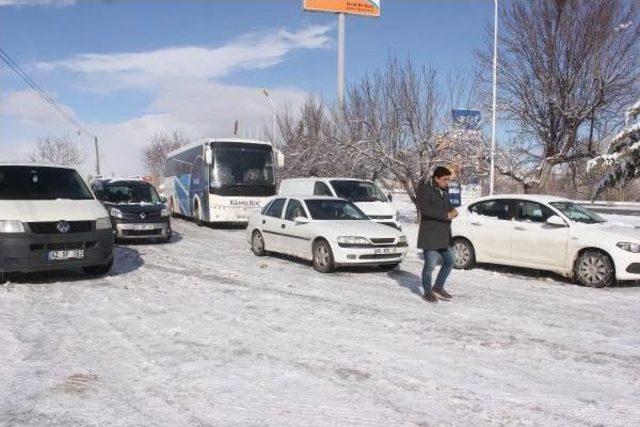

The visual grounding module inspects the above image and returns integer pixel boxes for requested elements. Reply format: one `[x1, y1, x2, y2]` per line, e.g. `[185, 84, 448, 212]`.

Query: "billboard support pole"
[489, 0, 498, 196]
[337, 12, 346, 110]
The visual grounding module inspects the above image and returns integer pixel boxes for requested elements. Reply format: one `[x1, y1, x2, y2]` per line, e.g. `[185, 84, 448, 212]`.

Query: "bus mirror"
[275, 149, 285, 168]
[205, 148, 213, 165]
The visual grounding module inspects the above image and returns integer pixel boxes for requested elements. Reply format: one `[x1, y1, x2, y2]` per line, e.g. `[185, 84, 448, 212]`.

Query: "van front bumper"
[0, 229, 113, 274]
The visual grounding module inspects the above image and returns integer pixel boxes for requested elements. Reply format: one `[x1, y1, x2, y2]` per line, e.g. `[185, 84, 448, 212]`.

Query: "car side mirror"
[294, 216, 309, 224]
[546, 215, 567, 227]
[387, 193, 393, 203]
[160, 196, 168, 204]
[205, 147, 213, 165]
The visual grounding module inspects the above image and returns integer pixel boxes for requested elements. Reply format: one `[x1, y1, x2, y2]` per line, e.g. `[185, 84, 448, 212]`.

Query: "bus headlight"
[96, 217, 112, 230]
[0, 220, 25, 233]
[110, 208, 123, 219]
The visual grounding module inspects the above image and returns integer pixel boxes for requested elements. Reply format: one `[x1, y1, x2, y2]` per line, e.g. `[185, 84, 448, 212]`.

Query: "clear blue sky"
[0, 0, 494, 174]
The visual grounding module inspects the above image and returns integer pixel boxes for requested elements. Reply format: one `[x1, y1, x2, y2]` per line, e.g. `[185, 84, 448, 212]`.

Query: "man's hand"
[448, 208, 459, 220]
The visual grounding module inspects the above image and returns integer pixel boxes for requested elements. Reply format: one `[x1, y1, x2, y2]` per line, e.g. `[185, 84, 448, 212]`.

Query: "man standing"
[417, 167, 458, 303]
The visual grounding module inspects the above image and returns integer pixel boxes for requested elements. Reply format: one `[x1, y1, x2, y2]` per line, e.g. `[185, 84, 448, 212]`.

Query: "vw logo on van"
[56, 221, 71, 233]
[139, 212, 146, 220]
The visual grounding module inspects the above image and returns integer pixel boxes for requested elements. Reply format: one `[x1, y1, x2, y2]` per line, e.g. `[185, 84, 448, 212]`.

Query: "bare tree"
[479, 0, 640, 193]
[336, 57, 486, 208]
[142, 132, 188, 180]
[28, 135, 86, 166]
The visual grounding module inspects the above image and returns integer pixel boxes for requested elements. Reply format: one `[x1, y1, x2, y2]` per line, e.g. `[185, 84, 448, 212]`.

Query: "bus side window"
[314, 181, 332, 196]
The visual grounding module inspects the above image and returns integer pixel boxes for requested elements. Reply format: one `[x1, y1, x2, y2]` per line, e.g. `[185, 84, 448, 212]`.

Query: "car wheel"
[312, 239, 335, 273]
[82, 260, 113, 277]
[379, 263, 401, 271]
[251, 230, 266, 256]
[158, 234, 172, 244]
[0, 273, 7, 285]
[574, 250, 615, 288]
[453, 238, 476, 270]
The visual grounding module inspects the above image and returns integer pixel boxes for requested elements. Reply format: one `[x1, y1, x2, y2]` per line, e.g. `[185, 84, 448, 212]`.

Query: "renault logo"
[139, 212, 146, 220]
[56, 221, 71, 233]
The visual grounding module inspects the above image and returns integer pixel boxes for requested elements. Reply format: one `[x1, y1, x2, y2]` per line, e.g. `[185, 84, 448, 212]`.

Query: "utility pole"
[337, 12, 346, 110]
[489, 0, 498, 196]
[94, 136, 101, 176]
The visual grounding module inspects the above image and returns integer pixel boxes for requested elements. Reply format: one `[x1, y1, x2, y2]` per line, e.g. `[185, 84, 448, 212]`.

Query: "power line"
[0, 46, 94, 138]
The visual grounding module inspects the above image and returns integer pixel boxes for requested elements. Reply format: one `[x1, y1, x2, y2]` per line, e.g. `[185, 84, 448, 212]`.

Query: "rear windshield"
[330, 180, 388, 202]
[0, 166, 94, 200]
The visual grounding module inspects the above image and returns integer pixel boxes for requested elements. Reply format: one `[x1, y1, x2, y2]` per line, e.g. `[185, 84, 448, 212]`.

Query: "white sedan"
[247, 196, 409, 272]
[451, 194, 640, 288]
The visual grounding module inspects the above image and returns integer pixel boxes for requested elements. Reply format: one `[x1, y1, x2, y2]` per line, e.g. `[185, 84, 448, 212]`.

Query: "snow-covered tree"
[588, 99, 640, 198]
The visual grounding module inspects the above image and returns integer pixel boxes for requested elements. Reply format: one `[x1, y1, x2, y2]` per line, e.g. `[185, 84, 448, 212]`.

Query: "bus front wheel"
[193, 201, 203, 227]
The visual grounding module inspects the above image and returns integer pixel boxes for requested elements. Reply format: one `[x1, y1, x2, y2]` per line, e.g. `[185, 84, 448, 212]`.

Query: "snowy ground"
[1, 196, 640, 426]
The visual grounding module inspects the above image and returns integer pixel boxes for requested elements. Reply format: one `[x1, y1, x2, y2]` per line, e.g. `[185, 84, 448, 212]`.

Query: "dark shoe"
[433, 288, 452, 300]
[422, 292, 439, 303]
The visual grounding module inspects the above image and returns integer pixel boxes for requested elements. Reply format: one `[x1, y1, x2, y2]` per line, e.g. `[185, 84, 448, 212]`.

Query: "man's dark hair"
[432, 166, 452, 179]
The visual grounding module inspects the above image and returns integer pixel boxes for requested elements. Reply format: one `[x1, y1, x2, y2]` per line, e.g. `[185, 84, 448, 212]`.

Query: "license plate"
[132, 224, 155, 231]
[374, 248, 396, 255]
[48, 250, 84, 261]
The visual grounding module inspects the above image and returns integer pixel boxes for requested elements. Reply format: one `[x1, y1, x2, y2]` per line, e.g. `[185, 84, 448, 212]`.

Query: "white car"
[247, 196, 409, 272]
[279, 177, 399, 229]
[451, 194, 640, 288]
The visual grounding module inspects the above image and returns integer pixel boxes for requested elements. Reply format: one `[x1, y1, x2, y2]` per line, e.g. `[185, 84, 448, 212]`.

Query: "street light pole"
[489, 0, 498, 196]
[337, 12, 346, 110]
[94, 136, 101, 176]
[261, 88, 277, 146]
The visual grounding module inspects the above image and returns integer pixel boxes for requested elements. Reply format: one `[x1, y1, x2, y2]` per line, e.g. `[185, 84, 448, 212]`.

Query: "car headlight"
[96, 217, 112, 230]
[398, 235, 408, 244]
[337, 236, 370, 245]
[110, 208, 123, 219]
[616, 242, 640, 253]
[0, 220, 25, 233]
[161, 208, 171, 217]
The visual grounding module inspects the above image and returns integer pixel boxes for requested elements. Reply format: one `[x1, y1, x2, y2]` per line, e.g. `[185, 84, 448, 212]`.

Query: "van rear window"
[0, 166, 94, 200]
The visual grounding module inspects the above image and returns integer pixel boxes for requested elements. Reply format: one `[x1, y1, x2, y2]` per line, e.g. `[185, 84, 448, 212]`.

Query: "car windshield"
[211, 144, 275, 188]
[305, 199, 368, 220]
[0, 166, 94, 200]
[100, 181, 160, 204]
[549, 202, 606, 224]
[330, 180, 388, 202]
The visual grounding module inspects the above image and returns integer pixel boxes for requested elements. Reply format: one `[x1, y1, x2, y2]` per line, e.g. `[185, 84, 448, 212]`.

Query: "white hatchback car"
[247, 196, 409, 272]
[451, 195, 640, 288]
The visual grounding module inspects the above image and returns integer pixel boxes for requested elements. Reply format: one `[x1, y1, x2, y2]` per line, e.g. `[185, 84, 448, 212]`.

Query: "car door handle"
[514, 226, 526, 231]
[471, 222, 482, 226]
[281, 224, 286, 229]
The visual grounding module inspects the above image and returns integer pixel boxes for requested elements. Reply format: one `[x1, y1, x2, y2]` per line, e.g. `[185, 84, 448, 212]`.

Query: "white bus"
[163, 138, 284, 225]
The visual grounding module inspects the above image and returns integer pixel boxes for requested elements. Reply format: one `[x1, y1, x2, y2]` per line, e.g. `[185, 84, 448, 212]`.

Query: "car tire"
[83, 260, 113, 277]
[158, 234, 172, 244]
[453, 238, 476, 270]
[312, 239, 336, 273]
[251, 230, 266, 256]
[0, 273, 7, 285]
[379, 263, 401, 271]
[574, 250, 615, 288]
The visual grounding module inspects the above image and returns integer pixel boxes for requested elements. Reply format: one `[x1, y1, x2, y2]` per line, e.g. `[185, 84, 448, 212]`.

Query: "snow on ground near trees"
[1, 196, 640, 425]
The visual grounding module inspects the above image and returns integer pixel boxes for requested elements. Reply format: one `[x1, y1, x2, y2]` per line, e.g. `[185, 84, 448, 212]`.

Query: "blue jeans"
[422, 247, 454, 294]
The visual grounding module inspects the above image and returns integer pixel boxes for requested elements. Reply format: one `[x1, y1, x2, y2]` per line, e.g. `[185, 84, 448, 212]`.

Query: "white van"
[0, 164, 114, 283]
[279, 177, 399, 229]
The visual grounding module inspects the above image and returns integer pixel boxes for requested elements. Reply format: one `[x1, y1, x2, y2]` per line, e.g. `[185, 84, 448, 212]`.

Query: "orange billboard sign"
[304, 0, 381, 17]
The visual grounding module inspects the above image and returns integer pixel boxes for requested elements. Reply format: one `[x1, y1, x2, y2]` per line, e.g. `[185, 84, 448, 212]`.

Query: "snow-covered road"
[2, 216, 640, 426]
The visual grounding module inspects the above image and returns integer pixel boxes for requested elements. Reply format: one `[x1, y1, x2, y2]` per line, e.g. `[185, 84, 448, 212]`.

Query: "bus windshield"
[0, 166, 94, 200]
[211, 143, 275, 188]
